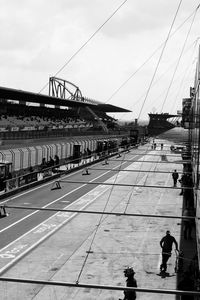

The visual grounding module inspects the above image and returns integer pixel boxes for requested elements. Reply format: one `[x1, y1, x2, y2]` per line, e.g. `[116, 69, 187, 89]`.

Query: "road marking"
[0, 154, 141, 251]
[0, 152, 146, 274]
[0, 158, 136, 233]
[0, 158, 132, 234]
[0, 167, 86, 204]
[60, 200, 70, 203]
[0, 244, 28, 259]
[0, 183, 112, 274]
[1, 152, 141, 204]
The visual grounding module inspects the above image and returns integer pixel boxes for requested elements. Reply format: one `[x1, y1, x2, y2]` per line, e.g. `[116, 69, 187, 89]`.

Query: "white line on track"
[0, 158, 134, 233]
[0, 184, 112, 253]
[1, 152, 142, 204]
[0, 152, 148, 274]
[0, 184, 113, 275]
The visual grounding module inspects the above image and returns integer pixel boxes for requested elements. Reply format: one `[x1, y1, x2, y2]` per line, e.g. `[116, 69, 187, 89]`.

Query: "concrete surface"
[0, 140, 185, 299]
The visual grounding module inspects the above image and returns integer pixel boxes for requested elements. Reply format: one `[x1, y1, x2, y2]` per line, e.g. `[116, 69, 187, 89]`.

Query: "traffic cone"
[82, 168, 90, 175]
[102, 159, 109, 165]
[0, 206, 8, 218]
[51, 181, 61, 190]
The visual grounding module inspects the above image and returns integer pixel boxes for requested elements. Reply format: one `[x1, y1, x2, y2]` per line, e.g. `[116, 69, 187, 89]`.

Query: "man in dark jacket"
[160, 230, 178, 272]
[121, 267, 137, 300]
[172, 170, 179, 187]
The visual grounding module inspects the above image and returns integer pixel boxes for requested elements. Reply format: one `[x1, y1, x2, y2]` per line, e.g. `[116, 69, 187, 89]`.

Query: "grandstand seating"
[0, 102, 88, 130]
[0, 101, 118, 134]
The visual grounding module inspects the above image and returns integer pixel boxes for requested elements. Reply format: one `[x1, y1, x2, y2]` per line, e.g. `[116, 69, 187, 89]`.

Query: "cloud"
[0, 0, 199, 120]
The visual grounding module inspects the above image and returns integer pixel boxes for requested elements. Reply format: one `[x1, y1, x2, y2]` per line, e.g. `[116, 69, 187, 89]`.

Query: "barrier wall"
[0, 136, 122, 172]
[1, 142, 122, 195]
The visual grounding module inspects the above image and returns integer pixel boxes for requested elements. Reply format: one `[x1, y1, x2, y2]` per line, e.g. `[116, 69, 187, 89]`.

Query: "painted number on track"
[0, 244, 28, 259]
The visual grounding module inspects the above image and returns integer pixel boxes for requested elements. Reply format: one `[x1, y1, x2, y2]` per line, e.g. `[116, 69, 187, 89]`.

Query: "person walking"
[172, 169, 179, 187]
[160, 230, 178, 273]
[120, 267, 137, 300]
[179, 173, 185, 195]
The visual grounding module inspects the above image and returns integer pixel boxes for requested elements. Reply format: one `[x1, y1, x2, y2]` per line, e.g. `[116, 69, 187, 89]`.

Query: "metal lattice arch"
[49, 77, 101, 105]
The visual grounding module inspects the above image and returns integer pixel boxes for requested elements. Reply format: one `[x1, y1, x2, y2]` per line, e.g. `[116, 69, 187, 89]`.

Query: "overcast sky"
[0, 0, 200, 121]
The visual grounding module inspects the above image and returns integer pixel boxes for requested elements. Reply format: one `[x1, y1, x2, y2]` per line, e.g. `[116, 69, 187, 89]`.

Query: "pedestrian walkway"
[0, 140, 187, 299]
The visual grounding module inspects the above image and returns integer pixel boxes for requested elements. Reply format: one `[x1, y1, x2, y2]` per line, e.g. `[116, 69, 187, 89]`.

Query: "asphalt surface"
[0, 140, 184, 299]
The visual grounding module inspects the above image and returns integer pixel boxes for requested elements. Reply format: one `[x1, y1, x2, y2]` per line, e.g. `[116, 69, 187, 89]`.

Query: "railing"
[0, 128, 126, 140]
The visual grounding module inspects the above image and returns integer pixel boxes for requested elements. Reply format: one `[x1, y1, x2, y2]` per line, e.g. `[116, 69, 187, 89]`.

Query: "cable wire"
[123, 143, 157, 213]
[169, 38, 199, 113]
[39, 0, 128, 94]
[161, 7, 198, 112]
[76, 149, 128, 283]
[137, 0, 183, 120]
[105, 2, 198, 105]
[0, 277, 200, 296]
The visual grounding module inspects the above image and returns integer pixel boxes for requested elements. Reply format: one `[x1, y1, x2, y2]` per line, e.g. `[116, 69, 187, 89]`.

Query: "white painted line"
[0, 183, 112, 274]
[0, 153, 147, 273]
[0, 169, 113, 233]
[0, 157, 135, 233]
[1, 167, 85, 204]
[1, 153, 140, 204]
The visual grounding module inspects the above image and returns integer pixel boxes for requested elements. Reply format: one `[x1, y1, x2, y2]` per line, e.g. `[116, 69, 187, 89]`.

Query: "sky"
[0, 0, 200, 122]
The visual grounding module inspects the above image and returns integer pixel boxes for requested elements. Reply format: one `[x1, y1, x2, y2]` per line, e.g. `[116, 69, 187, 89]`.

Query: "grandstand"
[0, 80, 130, 140]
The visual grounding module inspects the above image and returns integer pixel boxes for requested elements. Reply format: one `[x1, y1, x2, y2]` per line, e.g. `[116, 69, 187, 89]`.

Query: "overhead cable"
[0, 277, 199, 296]
[76, 138, 128, 283]
[5, 205, 195, 220]
[39, 0, 128, 94]
[106, 2, 198, 104]
[89, 168, 187, 174]
[59, 180, 193, 190]
[137, 0, 183, 120]
[105, 158, 190, 164]
[169, 38, 199, 113]
[161, 6, 199, 112]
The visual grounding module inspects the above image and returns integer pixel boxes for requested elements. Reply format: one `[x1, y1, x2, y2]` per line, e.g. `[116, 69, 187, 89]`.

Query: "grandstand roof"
[0, 86, 131, 113]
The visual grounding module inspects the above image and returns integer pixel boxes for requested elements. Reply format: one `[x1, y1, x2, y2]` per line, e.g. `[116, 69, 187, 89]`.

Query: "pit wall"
[0, 136, 123, 172]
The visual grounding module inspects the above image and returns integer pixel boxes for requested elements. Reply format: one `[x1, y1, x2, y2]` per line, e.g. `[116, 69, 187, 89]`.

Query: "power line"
[0, 277, 199, 296]
[142, 39, 197, 113]
[58, 180, 194, 190]
[105, 2, 198, 105]
[76, 138, 129, 283]
[137, 0, 183, 120]
[124, 140, 159, 213]
[39, 0, 128, 94]
[89, 168, 189, 174]
[103, 158, 190, 164]
[4, 205, 195, 220]
[124, 40, 197, 114]
[161, 6, 198, 112]
[116, 152, 185, 157]
[169, 38, 199, 113]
